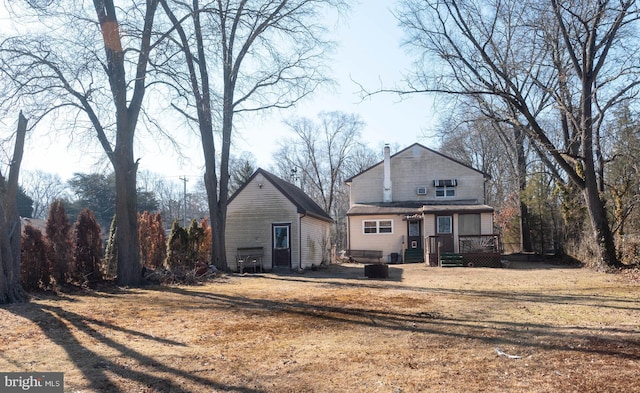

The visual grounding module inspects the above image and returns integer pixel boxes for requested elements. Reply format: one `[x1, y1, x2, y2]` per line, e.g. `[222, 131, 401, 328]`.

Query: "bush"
[165, 220, 189, 272]
[72, 209, 103, 285]
[21, 225, 52, 291]
[138, 211, 166, 269]
[616, 235, 640, 266]
[46, 200, 73, 286]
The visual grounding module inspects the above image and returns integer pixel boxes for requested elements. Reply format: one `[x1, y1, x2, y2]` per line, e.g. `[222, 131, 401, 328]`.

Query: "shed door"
[436, 215, 454, 253]
[272, 224, 291, 268]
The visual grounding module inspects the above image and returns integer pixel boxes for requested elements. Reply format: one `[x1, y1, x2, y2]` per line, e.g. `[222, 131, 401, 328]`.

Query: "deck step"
[404, 248, 424, 263]
[440, 253, 464, 267]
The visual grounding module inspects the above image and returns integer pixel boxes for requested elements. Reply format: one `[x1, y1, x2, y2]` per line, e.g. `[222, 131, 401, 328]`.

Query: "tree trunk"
[93, 0, 157, 286]
[580, 64, 621, 269]
[114, 153, 142, 286]
[213, 81, 234, 271]
[0, 112, 29, 303]
[514, 126, 533, 252]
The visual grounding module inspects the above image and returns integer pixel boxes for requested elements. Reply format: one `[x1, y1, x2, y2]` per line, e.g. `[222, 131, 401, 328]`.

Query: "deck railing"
[458, 234, 502, 253]
[427, 234, 502, 267]
[426, 234, 501, 254]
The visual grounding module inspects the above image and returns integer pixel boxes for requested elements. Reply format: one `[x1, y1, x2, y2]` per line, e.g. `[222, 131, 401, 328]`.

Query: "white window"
[363, 221, 377, 234]
[379, 220, 393, 233]
[362, 220, 393, 234]
[435, 185, 456, 197]
[434, 179, 457, 198]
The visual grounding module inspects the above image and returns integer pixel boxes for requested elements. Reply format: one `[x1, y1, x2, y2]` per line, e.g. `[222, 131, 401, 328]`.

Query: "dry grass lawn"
[1, 262, 639, 393]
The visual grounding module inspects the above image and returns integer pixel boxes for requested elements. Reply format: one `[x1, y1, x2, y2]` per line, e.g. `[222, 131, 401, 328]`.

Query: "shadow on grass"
[157, 281, 640, 362]
[3, 300, 267, 393]
[246, 263, 404, 282]
[258, 263, 640, 312]
[4, 261, 639, 391]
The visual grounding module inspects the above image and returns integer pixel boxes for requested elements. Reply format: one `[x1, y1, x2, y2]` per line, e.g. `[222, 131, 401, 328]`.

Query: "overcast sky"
[1, 1, 439, 185]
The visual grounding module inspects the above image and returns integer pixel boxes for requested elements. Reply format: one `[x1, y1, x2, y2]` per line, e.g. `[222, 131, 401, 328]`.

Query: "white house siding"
[423, 215, 436, 237]
[348, 214, 405, 262]
[350, 145, 486, 205]
[349, 164, 385, 205]
[225, 177, 300, 271]
[300, 217, 330, 269]
[481, 212, 493, 234]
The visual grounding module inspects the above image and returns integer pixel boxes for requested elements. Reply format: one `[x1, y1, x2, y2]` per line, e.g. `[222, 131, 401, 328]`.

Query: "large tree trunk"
[93, 0, 157, 286]
[213, 82, 233, 271]
[114, 149, 142, 286]
[580, 64, 621, 268]
[0, 112, 29, 303]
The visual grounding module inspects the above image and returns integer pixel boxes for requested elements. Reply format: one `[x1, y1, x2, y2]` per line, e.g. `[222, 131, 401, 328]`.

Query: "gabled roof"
[229, 168, 333, 223]
[344, 143, 491, 183]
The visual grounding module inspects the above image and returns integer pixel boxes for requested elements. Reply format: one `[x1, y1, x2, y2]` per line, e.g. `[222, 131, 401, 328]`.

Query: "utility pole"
[179, 176, 188, 227]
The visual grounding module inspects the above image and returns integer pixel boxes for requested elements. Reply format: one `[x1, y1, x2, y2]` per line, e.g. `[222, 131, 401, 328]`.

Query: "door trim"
[272, 223, 291, 268]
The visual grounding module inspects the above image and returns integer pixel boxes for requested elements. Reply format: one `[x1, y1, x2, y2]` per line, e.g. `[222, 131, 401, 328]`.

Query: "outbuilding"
[225, 168, 333, 272]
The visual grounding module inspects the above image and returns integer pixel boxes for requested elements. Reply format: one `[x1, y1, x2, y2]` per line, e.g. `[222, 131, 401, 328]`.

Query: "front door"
[436, 215, 454, 253]
[272, 224, 291, 268]
[407, 220, 422, 249]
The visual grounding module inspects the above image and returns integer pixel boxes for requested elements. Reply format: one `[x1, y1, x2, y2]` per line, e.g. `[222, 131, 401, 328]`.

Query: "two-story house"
[345, 143, 501, 267]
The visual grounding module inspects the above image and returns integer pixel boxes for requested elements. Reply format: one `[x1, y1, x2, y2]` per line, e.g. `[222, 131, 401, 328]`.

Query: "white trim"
[362, 219, 394, 235]
[435, 185, 456, 198]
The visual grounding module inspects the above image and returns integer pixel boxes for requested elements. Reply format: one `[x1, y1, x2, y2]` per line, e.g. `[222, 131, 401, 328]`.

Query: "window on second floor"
[434, 179, 457, 198]
[435, 185, 456, 197]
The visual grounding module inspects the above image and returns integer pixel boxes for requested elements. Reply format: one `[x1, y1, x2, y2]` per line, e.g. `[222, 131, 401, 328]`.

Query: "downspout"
[299, 213, 305, 270]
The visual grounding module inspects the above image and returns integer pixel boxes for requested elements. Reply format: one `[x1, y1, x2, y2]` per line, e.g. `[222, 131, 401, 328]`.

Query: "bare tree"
[0, 112, 28, 303]
[273, 111, 374, 250]
[21, 170, 69, 219]
[605, 105, 640, 238]
[0, 0, 161, 285]
[396, 0, 640, 268]
[159, 0, 344, 269]
[275, 111, 364, 212]
[438, 102, 536, 251]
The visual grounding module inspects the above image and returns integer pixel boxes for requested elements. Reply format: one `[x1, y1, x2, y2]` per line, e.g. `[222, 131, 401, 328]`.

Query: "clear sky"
[2, 1, 439, 184]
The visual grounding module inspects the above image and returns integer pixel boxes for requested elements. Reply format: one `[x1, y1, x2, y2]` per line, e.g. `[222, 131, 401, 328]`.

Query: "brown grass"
[1, 262, 639, 393]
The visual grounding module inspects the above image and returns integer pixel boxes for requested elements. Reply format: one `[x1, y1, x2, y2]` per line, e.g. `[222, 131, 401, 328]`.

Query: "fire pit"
[364, 264, 389, 278]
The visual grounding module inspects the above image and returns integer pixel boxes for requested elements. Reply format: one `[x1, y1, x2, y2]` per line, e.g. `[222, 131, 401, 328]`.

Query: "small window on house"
[435, 186, 456, 197]
[379, 220, 393, 233]
[434, 179, 457, 197]
[363, 221, 377, 234]
[362, 220, 393, 234]
[437, 216, 453, 234]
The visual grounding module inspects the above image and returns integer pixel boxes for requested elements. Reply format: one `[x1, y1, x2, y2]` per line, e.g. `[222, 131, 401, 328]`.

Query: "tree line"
[2, 0, 640, 303]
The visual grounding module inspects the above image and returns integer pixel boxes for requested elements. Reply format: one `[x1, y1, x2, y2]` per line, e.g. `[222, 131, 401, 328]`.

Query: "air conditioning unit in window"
[416, 186, 427, 195]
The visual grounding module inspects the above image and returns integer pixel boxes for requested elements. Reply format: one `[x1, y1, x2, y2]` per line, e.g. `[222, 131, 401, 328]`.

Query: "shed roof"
[229, 168, 333, 223]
